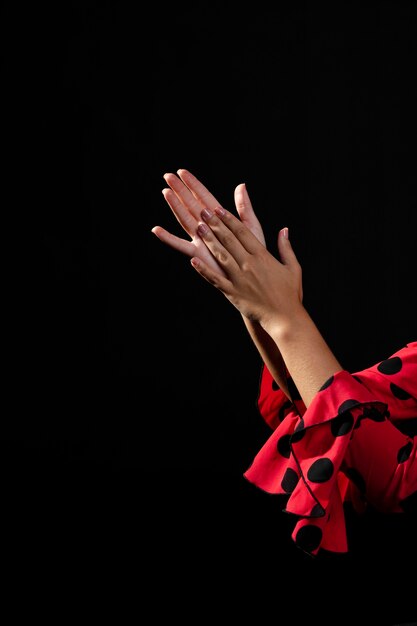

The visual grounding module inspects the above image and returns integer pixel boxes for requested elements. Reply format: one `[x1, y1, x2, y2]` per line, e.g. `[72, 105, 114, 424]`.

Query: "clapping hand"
[152, 169, 266, 277]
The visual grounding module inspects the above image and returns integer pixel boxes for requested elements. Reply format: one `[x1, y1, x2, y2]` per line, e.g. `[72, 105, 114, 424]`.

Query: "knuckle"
[218, 250, 229, 265]
[235, 224, 246, 239]
[222, 232, 234, 248]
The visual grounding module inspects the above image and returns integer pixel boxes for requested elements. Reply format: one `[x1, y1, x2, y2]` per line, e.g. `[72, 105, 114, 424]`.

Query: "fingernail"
[201, 208, 213, 221]
[197, 223, 208, 236]
[282, 227, 289, 239]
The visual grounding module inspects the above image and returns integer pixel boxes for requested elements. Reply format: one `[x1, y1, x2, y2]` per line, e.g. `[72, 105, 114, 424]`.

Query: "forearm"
[268, 306, 343, 408]
[242, 316, 291, 399]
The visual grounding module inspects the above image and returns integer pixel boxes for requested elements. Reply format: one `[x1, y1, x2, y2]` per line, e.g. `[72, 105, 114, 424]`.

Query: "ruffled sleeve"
[244, 341, 417, 556]
[257, 363, 305, 430]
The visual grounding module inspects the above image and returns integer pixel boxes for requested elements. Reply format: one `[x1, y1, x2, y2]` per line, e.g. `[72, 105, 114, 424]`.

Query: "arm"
[151, 169, 292, 398]
[241, 318, 290, 399]
[268, 306, 343, 407]
[191, 205, 343, 408]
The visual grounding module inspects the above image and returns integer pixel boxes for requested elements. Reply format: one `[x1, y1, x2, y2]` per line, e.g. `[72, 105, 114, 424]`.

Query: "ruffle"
[244, 370, 389, 556]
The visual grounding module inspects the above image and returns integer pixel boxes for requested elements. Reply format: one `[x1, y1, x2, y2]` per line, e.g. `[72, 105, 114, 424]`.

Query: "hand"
[151, 169, 266, 276]
[191, 205, 303, 335]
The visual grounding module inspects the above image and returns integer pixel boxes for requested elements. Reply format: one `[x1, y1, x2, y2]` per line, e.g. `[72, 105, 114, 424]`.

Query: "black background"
[3, 1, 417, 622]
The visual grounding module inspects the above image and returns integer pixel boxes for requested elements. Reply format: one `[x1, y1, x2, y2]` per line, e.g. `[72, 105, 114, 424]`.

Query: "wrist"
[262, 303, 309, 344]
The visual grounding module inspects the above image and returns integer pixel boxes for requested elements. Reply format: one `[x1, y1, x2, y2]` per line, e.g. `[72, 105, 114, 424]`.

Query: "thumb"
[234, 183, 256, 221]
[234, 183, 266, 246]
[277, 227, 299, 269]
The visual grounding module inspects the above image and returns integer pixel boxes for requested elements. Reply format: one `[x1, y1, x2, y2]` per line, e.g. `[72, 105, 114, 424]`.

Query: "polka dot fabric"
[244, 342, 417, 556]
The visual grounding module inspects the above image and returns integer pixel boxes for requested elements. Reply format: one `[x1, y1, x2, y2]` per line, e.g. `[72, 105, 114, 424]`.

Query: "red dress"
[244, 341, 417, 556]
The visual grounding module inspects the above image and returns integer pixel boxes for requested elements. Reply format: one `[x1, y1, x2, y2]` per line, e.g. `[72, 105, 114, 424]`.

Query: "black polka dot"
[319, 375, 334, 391]
[295, 525, 323, 553]
[277, 434, 292, 458]
[272, 380, 279, 391]
[344, 467, 366, 493]
[338, 399, 359, 413]
[362, 406, 386, 422]
[307, 458, 334, 483]
[353, 414, 365, 430]
[281, 468, 299, 493]
[396, 418, 417, 438]
[377, 356, 403, 375]
[390, 383, 412, 400]
[278, 399, 293, 422]
[287, 377, 301, 401]
[310, 503, 325, 518]
[331, 412, 354, 437]
[397, 442, 413, 464]
[291, 418, 305, 443]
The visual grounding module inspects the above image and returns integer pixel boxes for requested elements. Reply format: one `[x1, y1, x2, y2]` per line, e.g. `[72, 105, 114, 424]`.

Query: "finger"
[177, 169, 224, 212]
[234, 183, 254, 220]
[199, 207, 254, 268]
[196, 217, 243, 276]
[234, 183, 266, 246]
[190, 255, 232, 293]
[151, 225, 195, 257]
[163, 172, 206, 223]
[162, 187, 200, 237]
[277, 227, 301, 271]
[206, 207, 265, 263]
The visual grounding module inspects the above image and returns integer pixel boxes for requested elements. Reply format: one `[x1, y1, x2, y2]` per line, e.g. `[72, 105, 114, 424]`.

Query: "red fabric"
[244, 341, 417, 556]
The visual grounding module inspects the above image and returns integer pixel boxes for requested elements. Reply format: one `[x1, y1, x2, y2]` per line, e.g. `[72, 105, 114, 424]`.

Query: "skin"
[152, 169, 343, 407]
